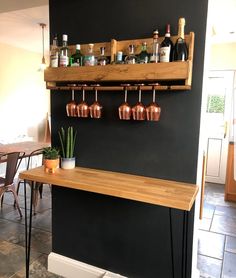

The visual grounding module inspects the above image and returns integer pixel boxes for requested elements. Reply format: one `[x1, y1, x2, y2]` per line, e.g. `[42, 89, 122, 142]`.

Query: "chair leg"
[9, 188, 22, 218]
[38, 184, 43, 199]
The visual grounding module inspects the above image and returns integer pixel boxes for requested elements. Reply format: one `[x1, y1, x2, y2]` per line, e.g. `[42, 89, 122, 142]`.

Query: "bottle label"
[71, 59, 81, 67]
[60, 55, 69, 67]
[160, 46, 170, 63]
[50, 55, 58, 67]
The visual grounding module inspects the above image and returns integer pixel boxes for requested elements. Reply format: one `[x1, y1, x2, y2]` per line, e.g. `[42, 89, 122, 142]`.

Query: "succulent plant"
[43, 147, 60, 160]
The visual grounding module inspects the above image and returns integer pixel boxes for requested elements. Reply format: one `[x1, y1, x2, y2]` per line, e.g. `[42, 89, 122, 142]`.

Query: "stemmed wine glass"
[77, 85, 89, 118]
[89, 85, 102, 118]
[66, 89, 77, 117]
[118, 84, 131, 120]
[132, 84, 146, 120]
[146, 83, 161, 121]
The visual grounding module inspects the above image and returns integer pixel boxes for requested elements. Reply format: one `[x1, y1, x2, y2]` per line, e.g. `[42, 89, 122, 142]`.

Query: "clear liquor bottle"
[70, 44, 83, 67]
[115, 51, 124, 64]
[97, 47, 108, 65]
[160, 24, 173, 62]
[84, 43, 96, 66]
[50, 34, 59, 67]
[149, 29, 160, 63]
[59, 34, 70, 67]
[138, 42, 149, 63]
[124, 45, 137, 64]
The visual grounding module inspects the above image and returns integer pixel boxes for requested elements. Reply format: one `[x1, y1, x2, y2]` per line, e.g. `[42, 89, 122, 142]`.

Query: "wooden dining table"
[0, 141, 50, 157]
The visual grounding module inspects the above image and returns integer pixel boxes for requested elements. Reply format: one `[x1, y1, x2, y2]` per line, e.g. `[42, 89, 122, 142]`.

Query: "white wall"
[0, 42, 49, 143]
[210, 42, 236, 70]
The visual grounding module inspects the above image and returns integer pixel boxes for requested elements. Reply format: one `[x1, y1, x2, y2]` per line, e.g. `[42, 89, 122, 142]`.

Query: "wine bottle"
[160, 24, 173, 63]
[173, 18, 188, 61]
[50, 34, 59, 67]
[149, 30, 159, 63]
[70, 44, 83, 67]
[59, 34, 70, 67]
[138, 42, 149, 64]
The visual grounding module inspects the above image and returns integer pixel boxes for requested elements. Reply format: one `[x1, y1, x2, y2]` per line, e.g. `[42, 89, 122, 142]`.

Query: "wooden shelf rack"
[44, 32, 194, 91]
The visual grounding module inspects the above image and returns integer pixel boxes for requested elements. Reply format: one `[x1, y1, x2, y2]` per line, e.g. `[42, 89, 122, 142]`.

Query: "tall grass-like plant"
[58, 126, 77, 158]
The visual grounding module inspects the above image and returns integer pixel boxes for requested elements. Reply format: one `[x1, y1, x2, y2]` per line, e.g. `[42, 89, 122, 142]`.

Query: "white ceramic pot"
[61, 157, 76, 169]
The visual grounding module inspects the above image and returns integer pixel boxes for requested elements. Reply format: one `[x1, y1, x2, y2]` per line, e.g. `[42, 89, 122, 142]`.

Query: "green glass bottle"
[138, 42, 149, 63]
[70, 44, 83, 67]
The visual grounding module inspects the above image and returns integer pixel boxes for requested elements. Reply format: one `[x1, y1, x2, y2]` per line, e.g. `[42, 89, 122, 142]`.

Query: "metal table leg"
[24, 180, 35, 278]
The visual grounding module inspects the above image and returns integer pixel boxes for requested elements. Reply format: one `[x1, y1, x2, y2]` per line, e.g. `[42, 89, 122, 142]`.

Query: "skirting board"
[48, 252, 127, 278]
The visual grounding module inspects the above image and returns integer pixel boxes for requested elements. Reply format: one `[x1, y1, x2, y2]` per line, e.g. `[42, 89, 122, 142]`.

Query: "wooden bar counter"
[19, 166, 198, 211]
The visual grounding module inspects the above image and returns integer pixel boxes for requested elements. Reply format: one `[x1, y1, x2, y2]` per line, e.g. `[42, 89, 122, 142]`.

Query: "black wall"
[49, 0, 208, 277]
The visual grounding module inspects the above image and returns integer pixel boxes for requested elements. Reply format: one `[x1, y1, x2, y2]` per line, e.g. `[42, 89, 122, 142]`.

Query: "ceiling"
[0, 0, 49, 53]
[0, 0, 235, 56]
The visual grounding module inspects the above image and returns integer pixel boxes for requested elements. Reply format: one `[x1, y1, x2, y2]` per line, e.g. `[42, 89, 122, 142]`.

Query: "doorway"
[205, 70, 234, 184]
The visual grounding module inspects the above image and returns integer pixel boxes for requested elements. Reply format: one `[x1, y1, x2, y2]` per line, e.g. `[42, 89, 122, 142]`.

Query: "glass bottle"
[149, 29, 160, 63]
[173, 18, 188, 61]
[83, 43, 96, 66]
[160, 24, 174, 62]
[138, 42, 149, 64]
[115, 51, 124, 64]
[59, 34, 70, 67]
[97, 47, 108, 65]
[50, 34, 59, 67]
[70, 44, 83, 67]
[124, 44, 137, 64]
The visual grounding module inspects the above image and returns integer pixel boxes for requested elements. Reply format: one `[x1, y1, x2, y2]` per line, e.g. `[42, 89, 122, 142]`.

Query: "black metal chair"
[0, 152, 25, 217]
[16, 148, 49, 214]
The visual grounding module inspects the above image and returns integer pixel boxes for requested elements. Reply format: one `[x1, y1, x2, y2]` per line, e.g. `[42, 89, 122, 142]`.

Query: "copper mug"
[89, 86, 102, 118]
[146, 85, 161, 121]
[66, 89, 77, 117]
[132, 85, 145, 120]
[77, 87, 89, 117]
[119, 84, 131, 120]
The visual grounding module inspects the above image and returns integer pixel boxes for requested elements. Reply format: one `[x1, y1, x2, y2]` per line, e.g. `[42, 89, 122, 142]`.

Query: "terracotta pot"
[44, 158, 59, 173]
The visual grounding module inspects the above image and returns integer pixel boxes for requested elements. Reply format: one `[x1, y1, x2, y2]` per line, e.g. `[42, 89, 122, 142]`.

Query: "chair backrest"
[0, 152, 25, 186]
[26, 148, 44, 170]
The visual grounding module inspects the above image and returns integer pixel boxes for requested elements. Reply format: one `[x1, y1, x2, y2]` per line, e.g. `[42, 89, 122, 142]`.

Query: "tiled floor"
[198, 182, 236, 278]
[1, 181, 236, 277]
[0, 184, 62, 278]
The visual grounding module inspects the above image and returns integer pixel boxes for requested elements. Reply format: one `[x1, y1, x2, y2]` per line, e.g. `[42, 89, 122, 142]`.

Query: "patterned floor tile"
[11, 254, 63, 278]
[225, 236, 236, 254]
[198, 230, 225, 259]
[197, 254, 222, 278]
[222, 252, 236, 277]
[199, 217, 212, 231]
[211, 215, 236, 237]
[215, 205, 236, 219]
[0, 240, 41, 278]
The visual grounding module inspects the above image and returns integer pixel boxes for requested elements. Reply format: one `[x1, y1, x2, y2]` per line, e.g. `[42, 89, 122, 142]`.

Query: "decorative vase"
[61, 157, 76, 169]
[44, 158, 59, 173]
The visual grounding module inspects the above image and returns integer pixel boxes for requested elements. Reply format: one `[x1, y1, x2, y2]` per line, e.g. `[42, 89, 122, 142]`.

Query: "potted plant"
[58, 126, 77, 169]
[43, 147, 60, 173]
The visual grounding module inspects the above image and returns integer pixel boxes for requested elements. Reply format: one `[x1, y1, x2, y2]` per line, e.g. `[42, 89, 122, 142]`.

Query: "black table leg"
[24, 180, 35, 278]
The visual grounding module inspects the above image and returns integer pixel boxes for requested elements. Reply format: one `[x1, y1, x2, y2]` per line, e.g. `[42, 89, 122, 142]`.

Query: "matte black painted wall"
[49, 0, 208, 277]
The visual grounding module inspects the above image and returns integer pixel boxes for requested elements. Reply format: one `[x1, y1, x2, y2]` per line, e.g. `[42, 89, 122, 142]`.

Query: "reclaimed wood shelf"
[44, 32, 194, 91]
[19, 166, 198, 211]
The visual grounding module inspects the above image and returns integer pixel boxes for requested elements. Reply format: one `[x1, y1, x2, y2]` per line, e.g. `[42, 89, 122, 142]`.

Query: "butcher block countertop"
[19, 166, 198, 211]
